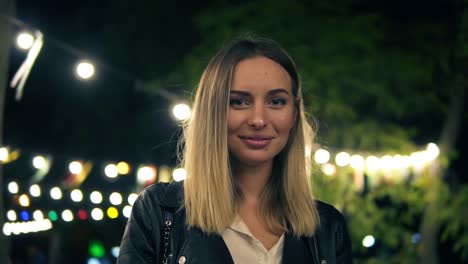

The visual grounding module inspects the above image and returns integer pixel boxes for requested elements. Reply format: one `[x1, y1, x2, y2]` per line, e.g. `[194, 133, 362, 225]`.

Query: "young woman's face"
[227, 56, 296, 167]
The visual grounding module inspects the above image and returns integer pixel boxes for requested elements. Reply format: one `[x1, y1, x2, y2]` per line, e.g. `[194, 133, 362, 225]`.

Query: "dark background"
[2, 0, 467, 263]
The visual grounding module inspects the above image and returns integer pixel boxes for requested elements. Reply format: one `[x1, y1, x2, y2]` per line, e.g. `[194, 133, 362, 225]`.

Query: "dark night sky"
[6, 0, 194, 166]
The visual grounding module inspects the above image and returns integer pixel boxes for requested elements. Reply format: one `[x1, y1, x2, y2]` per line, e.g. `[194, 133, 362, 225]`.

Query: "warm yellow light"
[172, 103, 191, 121]
[117, 162, 130, 175]
[350, 155, 364, 170]
[7, 210, 17, 221]
[380, 155, 393, 171]
[172, 168, 187, 182]
[76, 61, 95, 79]
[29, 184, 41, 197]
[104, 164, 119, 178]
[50, 187, 62, 200]
[33, 210, 44, 221]
[69, 161, 83, 174]
[137, 166, 156, 184]
[8, 181, 19, 194]
[314, 149, 330, 164]
[335, 152, 350, 167]
[321, 163, 336, 176]
[123, 205, 132, 218]
[16, 32, 34, 50]
[61, 209, 74, 222]
[0, 147, 9, 162]
[107, 207, 119, 219]
[70, 189, 83, 202]
[19, 194, 30, 207]
[109, 192, 123, 205]
[425, 143, 440, 161]
[32, 156, 47, 169]
[127, 193, 138, 206]
[365, 156, 380, 171]
[91, 208, 104, 221]
[90, 191, 103, 204]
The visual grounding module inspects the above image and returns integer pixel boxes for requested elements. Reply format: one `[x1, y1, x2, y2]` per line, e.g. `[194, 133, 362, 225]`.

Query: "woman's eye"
[229, 98, 247, 106]
[270, 98, 287, 106]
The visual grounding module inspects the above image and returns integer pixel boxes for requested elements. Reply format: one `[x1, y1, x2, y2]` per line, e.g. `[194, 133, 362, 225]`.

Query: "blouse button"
[178, 256, 186, 264]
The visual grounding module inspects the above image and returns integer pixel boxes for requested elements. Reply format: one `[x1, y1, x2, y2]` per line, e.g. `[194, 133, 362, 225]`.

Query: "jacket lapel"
[176, 227, 234, 264]
[282, 233, 316, 264]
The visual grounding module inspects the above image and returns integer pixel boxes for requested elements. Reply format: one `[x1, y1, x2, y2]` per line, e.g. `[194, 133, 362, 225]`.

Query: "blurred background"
[0, 0, 467, 263]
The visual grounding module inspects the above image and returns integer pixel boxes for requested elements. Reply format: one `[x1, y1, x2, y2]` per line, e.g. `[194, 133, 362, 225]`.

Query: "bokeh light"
[76, 61, 95, 79]
[50, 187, 62, 200]
[172, 103, 191, 121]
[105, 164, 119, 178]
[172, 168, 187, 182]
[109, 192, 123, 205]
[29, 184, 41, 197]
[71, 189, 84, 202]
[90, 191, 103, 204]
[335, 152, 351, 167]
[16, 32, 34, 50]
[8, 181, 19, 194]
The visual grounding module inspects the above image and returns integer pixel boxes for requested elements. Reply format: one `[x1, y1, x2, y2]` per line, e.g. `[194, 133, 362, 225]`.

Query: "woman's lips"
[239, 136, 273, 149]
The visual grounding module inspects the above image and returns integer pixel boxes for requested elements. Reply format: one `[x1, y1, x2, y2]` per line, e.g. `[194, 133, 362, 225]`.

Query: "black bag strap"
[161, 209, 174, 264]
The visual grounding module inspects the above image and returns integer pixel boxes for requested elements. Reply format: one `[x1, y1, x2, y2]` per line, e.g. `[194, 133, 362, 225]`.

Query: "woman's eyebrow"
[229, 90, 250, 96]
[268, 88, 290, 96]
[230, 88, 290, 96]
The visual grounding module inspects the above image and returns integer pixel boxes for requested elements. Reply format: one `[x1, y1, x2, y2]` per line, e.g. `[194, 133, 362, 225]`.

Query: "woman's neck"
[233, 160, 273, 202]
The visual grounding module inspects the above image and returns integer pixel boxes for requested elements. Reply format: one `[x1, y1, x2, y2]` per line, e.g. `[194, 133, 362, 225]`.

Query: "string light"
[109, 192, 123, 205]
[76, 61, 95, 79]
[61, 209, 74, 222]
[91, 208, 104, 221]
[172, 168, 187, 182]
[69, 161, 83, 174]
[70, 189, 84, 202]
[105, 164, 119, 178]
[16, 32, 34, 50]
[0, 147, 9, 161]
[90, 191, 103, 204]
[7, 210, 17, 221]
[172, 103, 191, 121]
[350, 155, 365, 170]
[18, 194, 30, 207]
[50, 187, 62, 200]
[314, 149, 330, 164]
[32, 155, 47, 169]
[8, 181, 19, 194]
[123, 206, 132, 218]
[29, 184, 41, 197]
[117, 161, 130, 175]
[335, 152, 351, 167]
[127, 193, 138, 206]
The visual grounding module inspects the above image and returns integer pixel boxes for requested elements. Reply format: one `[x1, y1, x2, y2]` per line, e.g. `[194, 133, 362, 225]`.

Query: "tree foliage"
[163, 0, 467, 262]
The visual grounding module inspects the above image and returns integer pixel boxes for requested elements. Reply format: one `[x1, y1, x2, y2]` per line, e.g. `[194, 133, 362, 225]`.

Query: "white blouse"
[221, 218, 285, 264]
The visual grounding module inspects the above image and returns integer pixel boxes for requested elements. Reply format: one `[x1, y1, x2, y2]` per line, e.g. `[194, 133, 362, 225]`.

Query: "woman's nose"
[247, 104, 267, 129]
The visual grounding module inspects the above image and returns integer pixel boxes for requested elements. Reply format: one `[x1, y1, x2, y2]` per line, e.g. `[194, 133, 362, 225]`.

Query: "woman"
[118, 37, 353, 264]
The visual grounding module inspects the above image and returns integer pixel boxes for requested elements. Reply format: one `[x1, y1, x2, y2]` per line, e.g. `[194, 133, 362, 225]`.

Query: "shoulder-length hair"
[182, 37, 319, 236]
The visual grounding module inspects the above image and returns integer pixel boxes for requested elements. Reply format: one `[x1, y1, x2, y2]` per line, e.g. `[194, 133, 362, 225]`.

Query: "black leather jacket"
[118, 182, 353, 264]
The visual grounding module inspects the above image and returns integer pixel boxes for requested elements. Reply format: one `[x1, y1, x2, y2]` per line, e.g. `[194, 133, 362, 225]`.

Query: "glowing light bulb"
[365, 156, 380, 171]
[105, 164, 119, 178]
[76, 61, 95, 79]
[19, 194, 30, 207]
[91, 208, 104, 221]
[314, 149, 330, 164]
[137, 166, 156, 184]
[362, 235, 375, 248]
[335, 152, 350, 167]
[7, 210, 17, 221]
[69, 161, 83, 174]
[172, 168, 187, 182]
[16, 32, 34, 50]
[50, 187, 62, 200]
[62, 209, 74, 222]
[321, 163, 336, 176]
[70, 189, 84, 202]
[90, 191, 103, 204]
[29, 184, 41, 197]
[127, 193, 138, 206]
[172, 103, 191, 121]
[32, 155, 47, 169]
[123, 205, 132, 218]
[117, 162, 130, 175]
[8, 181, 19, 194]
[109, 192, 123, 205]
[350, 155, 364, 170]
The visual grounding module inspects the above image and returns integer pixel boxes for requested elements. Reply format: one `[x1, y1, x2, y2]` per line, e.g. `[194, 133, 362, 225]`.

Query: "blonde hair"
[182, 37, 319, 236]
